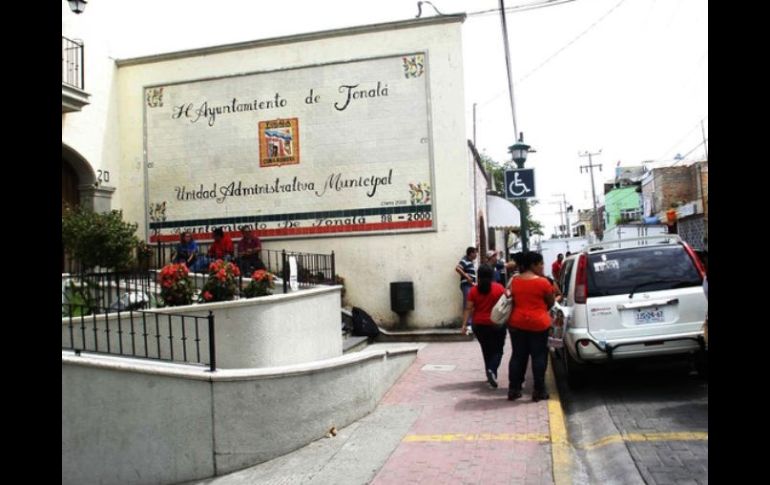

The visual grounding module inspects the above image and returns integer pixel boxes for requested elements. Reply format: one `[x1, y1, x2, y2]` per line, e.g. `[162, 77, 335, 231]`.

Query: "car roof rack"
[585, 235, 683, 252]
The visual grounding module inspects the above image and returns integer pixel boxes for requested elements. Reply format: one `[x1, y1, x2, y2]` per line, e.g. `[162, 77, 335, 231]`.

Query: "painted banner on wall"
[144, 53, 434, 242]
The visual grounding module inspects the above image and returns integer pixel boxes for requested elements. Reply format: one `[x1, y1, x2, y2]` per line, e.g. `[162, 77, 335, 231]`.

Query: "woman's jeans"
[473, 324, 507, 376]
[508, 328, 549, 392]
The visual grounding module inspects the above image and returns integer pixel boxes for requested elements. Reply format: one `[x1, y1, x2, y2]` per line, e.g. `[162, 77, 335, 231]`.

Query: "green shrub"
[62, 206, 140, 271]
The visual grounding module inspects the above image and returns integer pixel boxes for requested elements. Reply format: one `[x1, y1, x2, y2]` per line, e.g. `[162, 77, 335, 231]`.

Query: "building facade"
[63, 4, 488, 328]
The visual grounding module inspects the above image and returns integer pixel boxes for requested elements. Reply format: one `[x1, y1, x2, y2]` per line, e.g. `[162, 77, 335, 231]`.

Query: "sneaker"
[507, 389, 522, 401]
[532, 390, 550, 402]
[486, 369, 498, 388]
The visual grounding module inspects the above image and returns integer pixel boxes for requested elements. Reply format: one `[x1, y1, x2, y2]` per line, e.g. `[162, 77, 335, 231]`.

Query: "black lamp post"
[68, 0, 87, 14]
[508, 132, 531, 252]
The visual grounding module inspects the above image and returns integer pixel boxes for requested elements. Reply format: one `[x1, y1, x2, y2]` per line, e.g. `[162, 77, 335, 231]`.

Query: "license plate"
[635, 308, 665, 324]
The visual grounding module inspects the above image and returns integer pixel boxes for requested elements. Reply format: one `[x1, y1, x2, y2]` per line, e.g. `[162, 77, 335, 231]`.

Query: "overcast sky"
[99, 0, 708, 238]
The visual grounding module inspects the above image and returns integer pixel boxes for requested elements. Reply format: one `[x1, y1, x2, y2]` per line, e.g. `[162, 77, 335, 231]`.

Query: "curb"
[547, 353, 573, 485]
[376, 327, 474, 342]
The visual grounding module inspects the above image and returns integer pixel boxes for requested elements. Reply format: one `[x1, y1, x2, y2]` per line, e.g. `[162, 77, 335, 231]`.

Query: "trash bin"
[390, 282, 414, 314]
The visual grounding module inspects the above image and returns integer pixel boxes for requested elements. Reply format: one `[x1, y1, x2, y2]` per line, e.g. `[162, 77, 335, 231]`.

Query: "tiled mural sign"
[145, 53, 434, 241]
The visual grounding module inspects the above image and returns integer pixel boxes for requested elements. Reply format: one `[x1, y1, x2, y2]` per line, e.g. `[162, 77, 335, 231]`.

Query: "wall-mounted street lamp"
[68, 0, 87, 14]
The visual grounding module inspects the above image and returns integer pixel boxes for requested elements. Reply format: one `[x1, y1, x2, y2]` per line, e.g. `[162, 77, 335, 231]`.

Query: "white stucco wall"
[62, 346, 418, 485]
[114, 18, 473, 328]
[472, 151, 489, 252]
[61, 1, 122, 196]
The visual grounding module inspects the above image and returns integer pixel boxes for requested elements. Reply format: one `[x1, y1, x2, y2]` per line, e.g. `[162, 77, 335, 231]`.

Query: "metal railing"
[62, 307, 216, 371]
[273, 249, 336, 293]
[62, 246, 336, 320]
[62, 36, 84, 90]
[148, 241, 337, 292]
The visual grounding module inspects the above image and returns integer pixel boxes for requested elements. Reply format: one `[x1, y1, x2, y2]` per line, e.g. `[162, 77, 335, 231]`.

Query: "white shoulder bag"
[490, 277, 515, 326]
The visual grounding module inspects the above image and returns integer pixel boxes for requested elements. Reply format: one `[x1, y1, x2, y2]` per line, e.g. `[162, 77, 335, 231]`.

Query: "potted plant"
[158, 263, 194, 306]
[243, 269, 275, 297]
[199, 259, 240, 302]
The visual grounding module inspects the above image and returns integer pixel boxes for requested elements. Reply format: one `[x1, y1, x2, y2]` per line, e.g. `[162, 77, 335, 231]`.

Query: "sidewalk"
[188, 339, 564, 485]
[370, 340, 555, 485]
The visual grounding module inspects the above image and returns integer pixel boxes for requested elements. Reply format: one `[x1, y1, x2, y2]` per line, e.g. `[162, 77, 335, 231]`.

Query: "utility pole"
[701, 119, 708, 160]
[549, 198, 565, 237]
[554, 193, 572, 238]
[579, 150, 603, 239]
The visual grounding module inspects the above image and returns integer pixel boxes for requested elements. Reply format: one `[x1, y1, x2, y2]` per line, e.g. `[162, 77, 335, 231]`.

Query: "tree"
[479, 152, 505, 194]
[526, 199, 545, 236]
[62, 206, 140, 271]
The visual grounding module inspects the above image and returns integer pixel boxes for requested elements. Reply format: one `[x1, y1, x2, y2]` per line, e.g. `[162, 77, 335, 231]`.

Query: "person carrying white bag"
[462, 264, 507, 388]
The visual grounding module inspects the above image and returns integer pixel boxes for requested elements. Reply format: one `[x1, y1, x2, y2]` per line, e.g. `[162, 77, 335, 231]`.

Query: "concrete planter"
[62, 285, 343, 369]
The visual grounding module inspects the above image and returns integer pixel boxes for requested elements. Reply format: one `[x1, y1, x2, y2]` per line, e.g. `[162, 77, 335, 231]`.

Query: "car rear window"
[587, 245, 702, 297]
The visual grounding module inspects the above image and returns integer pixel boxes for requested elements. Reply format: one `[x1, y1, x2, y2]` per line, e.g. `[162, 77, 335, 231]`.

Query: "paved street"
[183, 342, 708, 485]
[553, 354, 708, 484]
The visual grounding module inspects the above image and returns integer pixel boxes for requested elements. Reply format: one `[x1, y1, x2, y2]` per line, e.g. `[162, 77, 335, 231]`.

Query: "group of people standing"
[172, 226, 266, 275]
[456, 248, 556, 402]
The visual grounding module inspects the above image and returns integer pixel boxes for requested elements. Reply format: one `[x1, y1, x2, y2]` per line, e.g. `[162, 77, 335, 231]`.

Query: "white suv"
[555, 235, 707, 387]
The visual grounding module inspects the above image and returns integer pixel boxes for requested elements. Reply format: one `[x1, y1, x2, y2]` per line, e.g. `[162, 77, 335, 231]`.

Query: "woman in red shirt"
[462, 265, 507, 388]
[506, 252, 555, 402]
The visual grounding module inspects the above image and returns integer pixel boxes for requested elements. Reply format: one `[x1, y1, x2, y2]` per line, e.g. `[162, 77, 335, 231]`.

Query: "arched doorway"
[62, 144, 98, 272]
[62, 158, 80, 213]
[62, 158, 80, 272]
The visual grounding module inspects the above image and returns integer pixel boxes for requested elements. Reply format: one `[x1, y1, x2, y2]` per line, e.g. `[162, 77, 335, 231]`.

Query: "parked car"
[555, 235, 707, 387]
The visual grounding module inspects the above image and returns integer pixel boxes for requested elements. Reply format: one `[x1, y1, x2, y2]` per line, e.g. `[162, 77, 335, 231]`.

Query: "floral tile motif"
[146, 87, 164, 108]
[402, 55, 425, 78]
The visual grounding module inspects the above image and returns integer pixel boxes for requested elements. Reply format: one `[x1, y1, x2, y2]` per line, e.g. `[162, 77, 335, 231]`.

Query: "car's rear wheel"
[562, 346, 587, 389]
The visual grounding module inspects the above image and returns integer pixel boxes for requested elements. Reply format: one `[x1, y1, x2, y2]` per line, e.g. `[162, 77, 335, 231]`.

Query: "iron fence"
[62, 247, 336, 325]
[62, 307, 216, 371]
[62, 36, 84, 90]
[148, 242, 336, 292]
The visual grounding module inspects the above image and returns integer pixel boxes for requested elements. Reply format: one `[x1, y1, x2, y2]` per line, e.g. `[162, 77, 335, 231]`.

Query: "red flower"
[203, 291, 213, 301]
[252, 270, 267, 281]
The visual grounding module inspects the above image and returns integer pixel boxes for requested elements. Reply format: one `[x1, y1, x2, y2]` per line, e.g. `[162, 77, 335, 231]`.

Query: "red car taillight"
[682, 242, 706, 278]
[575, 253, 588, 304]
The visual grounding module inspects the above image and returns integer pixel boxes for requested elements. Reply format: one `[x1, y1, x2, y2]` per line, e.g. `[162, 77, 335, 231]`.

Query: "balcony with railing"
[62, 36, 90, 112]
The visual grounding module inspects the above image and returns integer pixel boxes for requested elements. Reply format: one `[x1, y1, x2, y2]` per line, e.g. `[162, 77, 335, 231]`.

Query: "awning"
[487, 194, 521, 229]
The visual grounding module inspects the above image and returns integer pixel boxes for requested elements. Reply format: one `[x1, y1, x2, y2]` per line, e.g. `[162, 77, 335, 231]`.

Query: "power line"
[517, 0, 628, 84]
[477, 0, 626, 108]
[671, 138, 708, 166]
[467, 0, 577, 18]
[659, 116, 707, 160]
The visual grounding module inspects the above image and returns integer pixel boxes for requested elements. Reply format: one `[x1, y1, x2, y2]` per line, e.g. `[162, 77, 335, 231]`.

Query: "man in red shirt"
[551, 253, 564, 281]
[208, 227, 234, 261]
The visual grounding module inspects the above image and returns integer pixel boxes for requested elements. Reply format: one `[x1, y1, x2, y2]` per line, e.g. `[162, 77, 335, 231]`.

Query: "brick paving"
[371, 340, 554, 485]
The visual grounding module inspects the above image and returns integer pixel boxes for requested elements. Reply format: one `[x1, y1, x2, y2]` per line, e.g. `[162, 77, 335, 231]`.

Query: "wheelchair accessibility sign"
[504, 169, 536, 200]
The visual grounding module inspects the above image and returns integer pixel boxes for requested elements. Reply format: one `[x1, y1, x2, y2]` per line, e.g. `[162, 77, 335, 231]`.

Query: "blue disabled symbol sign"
[504, 169, 536, 200]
